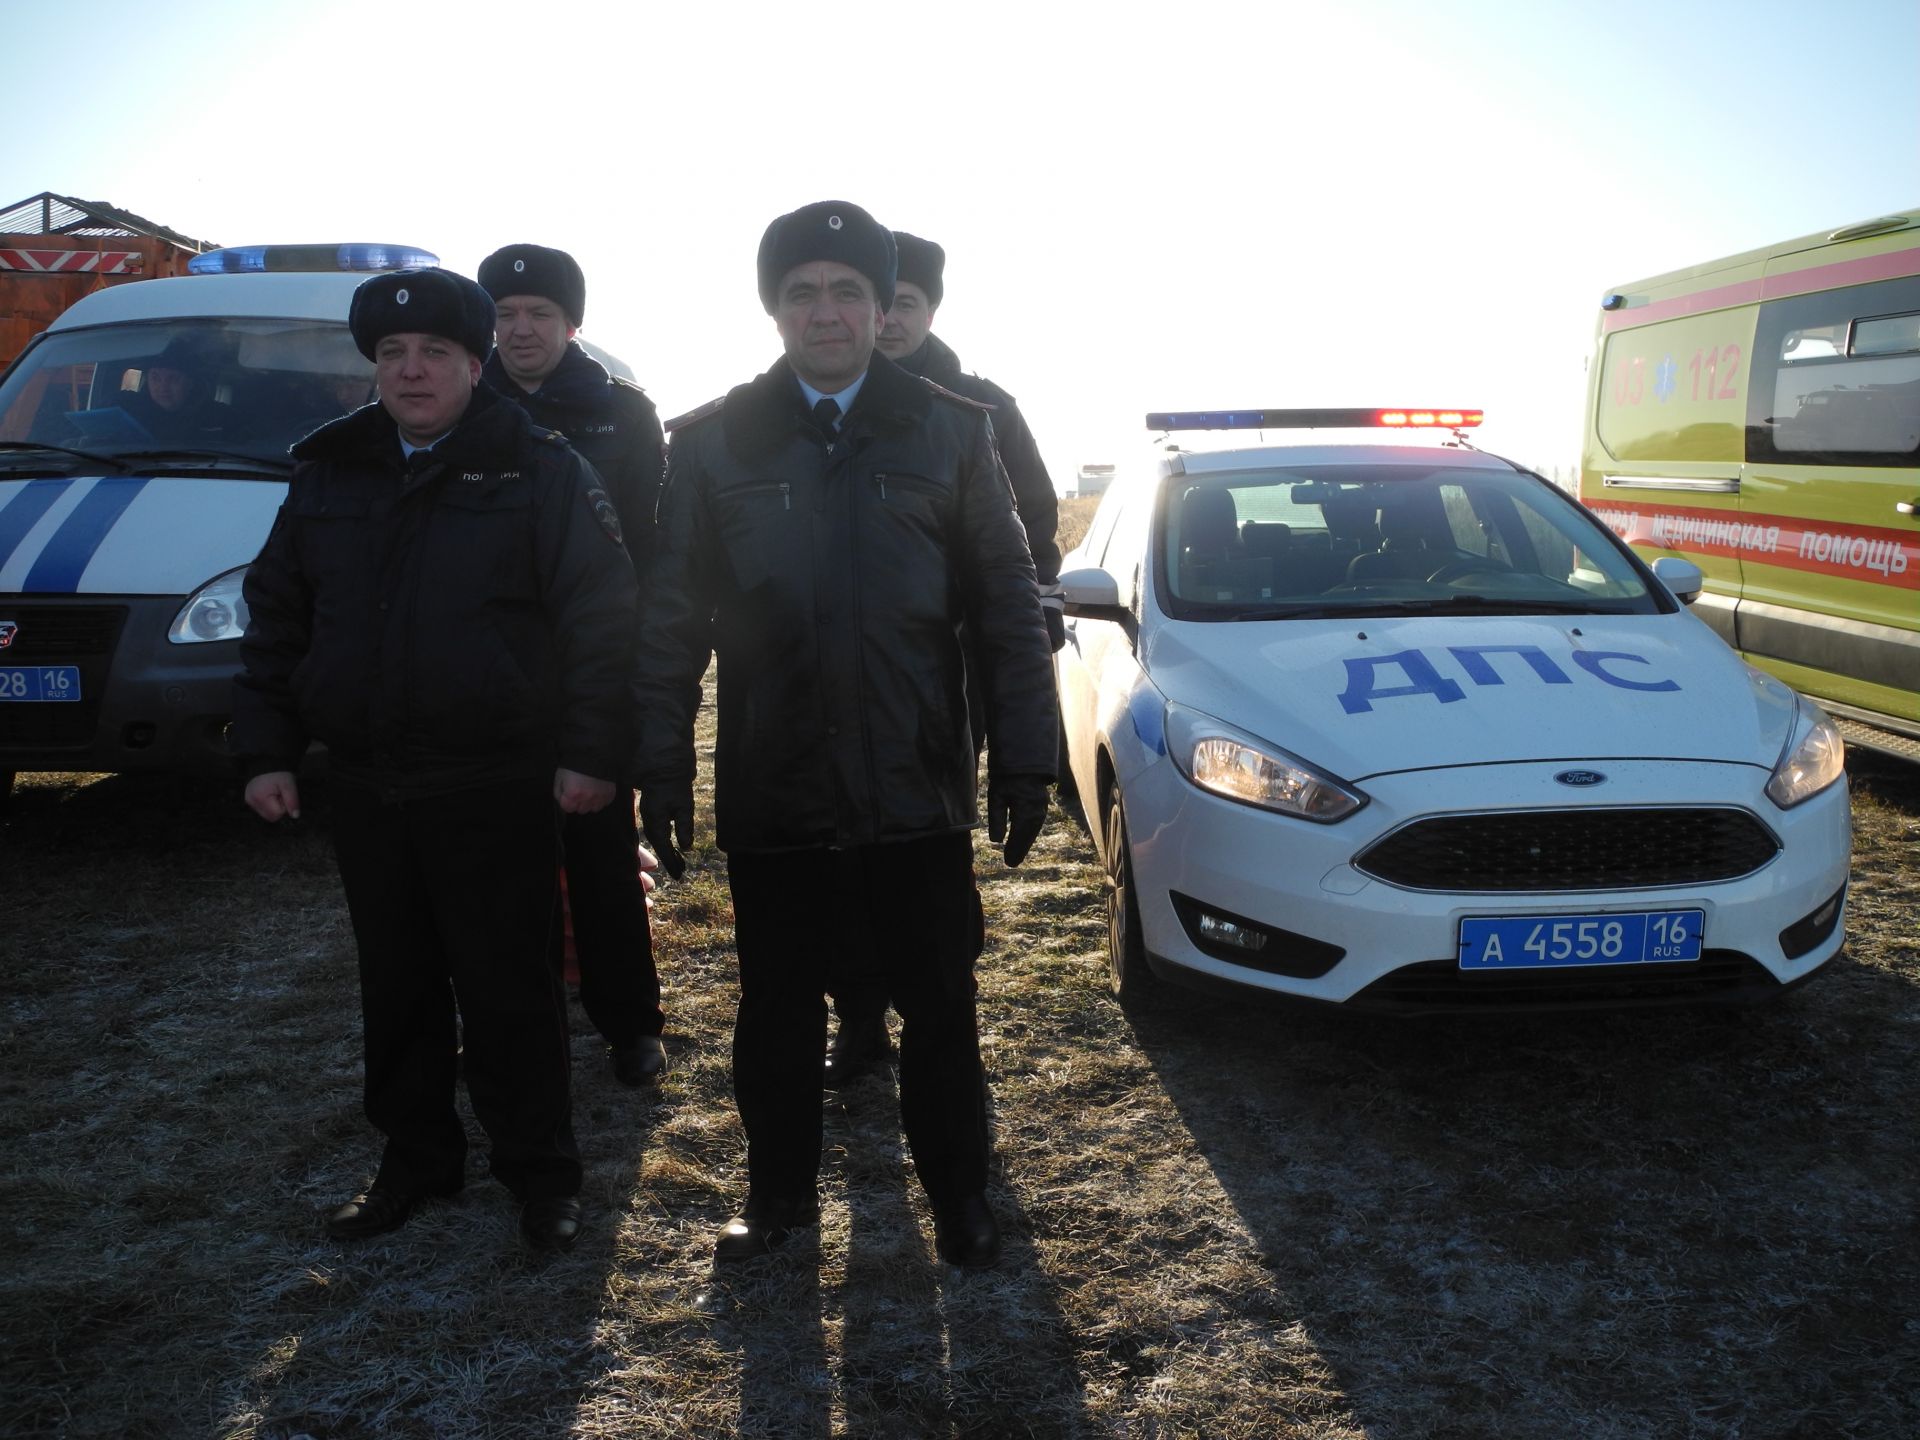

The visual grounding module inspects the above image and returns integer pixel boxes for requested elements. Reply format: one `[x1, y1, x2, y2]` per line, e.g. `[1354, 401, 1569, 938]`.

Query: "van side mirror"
[1651, 555, 1704, 605]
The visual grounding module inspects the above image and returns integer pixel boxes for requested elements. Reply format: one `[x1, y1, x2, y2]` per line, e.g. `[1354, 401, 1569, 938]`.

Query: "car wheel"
[1103, 785, 1158, 1004]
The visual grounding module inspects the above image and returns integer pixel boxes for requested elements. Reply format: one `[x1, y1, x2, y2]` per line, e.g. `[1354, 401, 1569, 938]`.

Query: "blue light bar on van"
[188, 244, 441, 275]
[1147, 407, 1484, 430]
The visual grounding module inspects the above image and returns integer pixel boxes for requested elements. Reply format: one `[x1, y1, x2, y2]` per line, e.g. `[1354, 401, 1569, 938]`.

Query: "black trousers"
[330, 778, 581, 1201]
[728, 833, 989, 1205]
[555, 786, 664, 1045]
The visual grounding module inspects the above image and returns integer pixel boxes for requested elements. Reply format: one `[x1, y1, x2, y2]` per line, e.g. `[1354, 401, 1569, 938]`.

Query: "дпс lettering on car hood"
[1141, 612, 1800, 781]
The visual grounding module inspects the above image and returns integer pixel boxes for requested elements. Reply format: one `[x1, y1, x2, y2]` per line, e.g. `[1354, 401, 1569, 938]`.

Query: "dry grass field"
[4, 630, 1918, 1437]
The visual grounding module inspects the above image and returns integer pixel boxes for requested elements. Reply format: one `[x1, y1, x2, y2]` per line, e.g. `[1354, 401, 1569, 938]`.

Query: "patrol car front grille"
[1354, 807, 1780, 892]
[0, 604, 127, 749]
[0, 604, 126, 658]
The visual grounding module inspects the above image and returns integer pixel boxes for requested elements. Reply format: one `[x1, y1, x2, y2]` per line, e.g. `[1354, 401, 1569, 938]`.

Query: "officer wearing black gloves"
[820, 231, 1069, 1087]
[632, 201, 1055, 1271]
[479, 243, 669, 1089]
[233, 267, 638, 1254]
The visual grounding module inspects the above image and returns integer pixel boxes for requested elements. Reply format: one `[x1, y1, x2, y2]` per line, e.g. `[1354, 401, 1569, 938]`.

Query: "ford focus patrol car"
[0, 244, 634, 802]
[1057, 408, 1852, 1012]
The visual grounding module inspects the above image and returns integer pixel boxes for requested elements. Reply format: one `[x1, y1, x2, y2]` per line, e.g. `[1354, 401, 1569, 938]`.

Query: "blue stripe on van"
[21, 477, 150, 593]
[0, 478, 74, 573]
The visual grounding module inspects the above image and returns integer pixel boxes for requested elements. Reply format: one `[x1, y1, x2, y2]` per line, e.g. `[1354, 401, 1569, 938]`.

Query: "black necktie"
[812, 396, 841, 436]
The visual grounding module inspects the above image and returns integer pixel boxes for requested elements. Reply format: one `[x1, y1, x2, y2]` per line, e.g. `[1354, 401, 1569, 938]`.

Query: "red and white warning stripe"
[0, 248, 146, 275]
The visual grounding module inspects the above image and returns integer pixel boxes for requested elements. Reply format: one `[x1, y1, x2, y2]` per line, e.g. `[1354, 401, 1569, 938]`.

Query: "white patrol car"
[1056, 408, 1852, 1013]
[0, 244, 631, 800]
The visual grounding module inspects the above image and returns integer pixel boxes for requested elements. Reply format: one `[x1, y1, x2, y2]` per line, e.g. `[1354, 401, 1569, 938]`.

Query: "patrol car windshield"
[0, 319, 375, 468]
[1160, 463, 1662, 620]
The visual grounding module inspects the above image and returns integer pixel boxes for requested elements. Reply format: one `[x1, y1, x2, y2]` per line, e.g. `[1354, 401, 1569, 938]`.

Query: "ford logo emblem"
[1555, 769, 1607, 787]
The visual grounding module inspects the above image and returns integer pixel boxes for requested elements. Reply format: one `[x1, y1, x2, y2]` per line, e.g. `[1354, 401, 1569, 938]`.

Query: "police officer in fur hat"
[233, 266, 638, 1254]
[818, 232, 1068, 1088]
[632, 201, 1056, 1269]
[479, 243, 670, 1090]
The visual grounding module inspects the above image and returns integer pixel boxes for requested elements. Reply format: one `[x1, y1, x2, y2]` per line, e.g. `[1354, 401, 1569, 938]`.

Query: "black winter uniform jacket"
[894, 333, 1060, 584]
[633, 352, 1056, 854]
[482, 343, 665, 575]
[232, 384, 639, 796]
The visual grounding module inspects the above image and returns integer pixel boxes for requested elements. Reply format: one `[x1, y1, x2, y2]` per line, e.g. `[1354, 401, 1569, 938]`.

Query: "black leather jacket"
[633, 352, 1055, 853]
[894, 333, 1059, 584]
[233, 384, 639, 795]
[483, 342, 664, 575]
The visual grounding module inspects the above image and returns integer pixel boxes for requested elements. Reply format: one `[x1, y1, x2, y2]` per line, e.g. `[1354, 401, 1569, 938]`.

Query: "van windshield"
[0, 318, 374, 466]
[1160, 463, 1664, 620]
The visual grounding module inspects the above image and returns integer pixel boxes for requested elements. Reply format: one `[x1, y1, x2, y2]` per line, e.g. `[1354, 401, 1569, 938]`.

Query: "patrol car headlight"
[1166, 703, 1366, 823]
[1765, 701, 1846, 809]
[168, 567, 252, 644]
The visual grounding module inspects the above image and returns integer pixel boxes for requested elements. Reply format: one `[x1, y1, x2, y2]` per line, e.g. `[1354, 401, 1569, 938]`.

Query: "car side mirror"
[1059, 564, 1130, 623]
[1651, 555, 1704, 605]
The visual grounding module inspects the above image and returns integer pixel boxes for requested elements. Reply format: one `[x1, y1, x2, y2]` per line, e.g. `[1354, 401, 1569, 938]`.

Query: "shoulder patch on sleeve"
[919, 377, 998, 412]
[664, 394, 728, 432]
[584, 481, 625, 546]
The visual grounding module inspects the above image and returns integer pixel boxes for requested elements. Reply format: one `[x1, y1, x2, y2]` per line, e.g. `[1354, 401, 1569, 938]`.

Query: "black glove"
[1039, 590, 1067, 652]
[638, 779, 694, 879]
[987, 772, 1050, 868]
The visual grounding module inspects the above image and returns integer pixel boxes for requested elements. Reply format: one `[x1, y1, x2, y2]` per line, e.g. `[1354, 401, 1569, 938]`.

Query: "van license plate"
[1459, 910, 1703, 969]
[0, 665, 82, 702]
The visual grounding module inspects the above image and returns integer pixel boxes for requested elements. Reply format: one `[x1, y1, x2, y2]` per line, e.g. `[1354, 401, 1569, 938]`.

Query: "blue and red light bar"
[188, 244, 441, 275]
[1147, 408, 1484, 431]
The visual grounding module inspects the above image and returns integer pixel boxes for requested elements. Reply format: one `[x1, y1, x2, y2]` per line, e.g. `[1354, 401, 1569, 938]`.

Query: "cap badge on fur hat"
[514, 259, 525, 272]
[396, 288, 409, 304]
[755, 200, 897, 314]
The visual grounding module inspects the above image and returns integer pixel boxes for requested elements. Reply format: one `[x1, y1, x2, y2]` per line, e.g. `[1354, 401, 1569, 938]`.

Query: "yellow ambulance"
[1580, 210, 1920, 761]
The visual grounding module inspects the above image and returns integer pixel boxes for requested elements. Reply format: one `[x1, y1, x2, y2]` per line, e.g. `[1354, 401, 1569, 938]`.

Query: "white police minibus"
[0, 245, 431, 799]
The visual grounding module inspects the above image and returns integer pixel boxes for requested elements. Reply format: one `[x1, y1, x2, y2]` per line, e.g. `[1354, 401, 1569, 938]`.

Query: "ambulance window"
[1852, 312, 1920, 357]
[1750, 276, 1920, 465]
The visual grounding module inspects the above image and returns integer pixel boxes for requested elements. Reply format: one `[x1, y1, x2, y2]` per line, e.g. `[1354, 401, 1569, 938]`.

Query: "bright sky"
[3, 0, 1916, 488]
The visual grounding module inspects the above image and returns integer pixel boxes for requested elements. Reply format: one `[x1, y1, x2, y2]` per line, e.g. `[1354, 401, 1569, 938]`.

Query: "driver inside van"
[122, 335, 234, 443]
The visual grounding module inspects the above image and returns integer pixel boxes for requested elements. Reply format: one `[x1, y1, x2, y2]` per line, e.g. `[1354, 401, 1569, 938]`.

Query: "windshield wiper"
[1214, 603, 1379, 621]
[1372, 595, 1604, 616]
[108, 446, 293, 474]
[0, 439, 132, 472]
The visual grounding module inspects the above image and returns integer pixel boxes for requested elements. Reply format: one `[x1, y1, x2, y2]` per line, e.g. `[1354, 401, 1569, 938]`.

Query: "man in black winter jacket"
[233, 267, 637, 1254]
[479, 243, 669, 1089]
[632, 201, 1057, 1270]
[819, 231, 1068, 1086]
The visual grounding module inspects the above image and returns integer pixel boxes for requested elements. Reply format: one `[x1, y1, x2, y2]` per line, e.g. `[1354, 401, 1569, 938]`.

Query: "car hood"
[1139, 610, 1799, 780]
[0, 473, 288, 595]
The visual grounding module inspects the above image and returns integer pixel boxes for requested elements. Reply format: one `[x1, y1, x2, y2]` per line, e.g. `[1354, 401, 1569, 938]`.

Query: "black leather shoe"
[713, 1194, 820, 1264]
[822, 1015, 891, 1087]
[932, 1193, 1002, 1270]
[611, 1035, 667, 1087]
[326, 1184, 450, 1241]
[520, 1196, 584, 1253]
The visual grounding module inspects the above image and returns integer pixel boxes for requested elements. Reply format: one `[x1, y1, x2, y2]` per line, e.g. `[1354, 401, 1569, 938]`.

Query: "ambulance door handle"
[1898, 499, 1917, 517]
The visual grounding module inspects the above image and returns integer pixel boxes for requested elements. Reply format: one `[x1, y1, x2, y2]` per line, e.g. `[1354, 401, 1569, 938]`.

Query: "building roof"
[0, 191, 214, 252]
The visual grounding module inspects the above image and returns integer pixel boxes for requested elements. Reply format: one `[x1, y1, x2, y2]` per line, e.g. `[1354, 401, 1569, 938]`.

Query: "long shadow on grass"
[824, 1069, 1091, 1437]
[1121, 946, 1920, 1439]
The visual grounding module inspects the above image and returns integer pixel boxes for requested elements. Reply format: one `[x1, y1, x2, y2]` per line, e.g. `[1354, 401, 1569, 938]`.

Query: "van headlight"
[1166, 702, 1367, 822]
[1765, 699, 1846, 809]
[168, 567, 252, 644]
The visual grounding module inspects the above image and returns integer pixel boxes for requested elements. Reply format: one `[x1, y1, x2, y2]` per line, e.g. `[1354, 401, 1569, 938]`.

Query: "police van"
[0, 243, 635, 802]
[1580, 210, 1920, 762]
